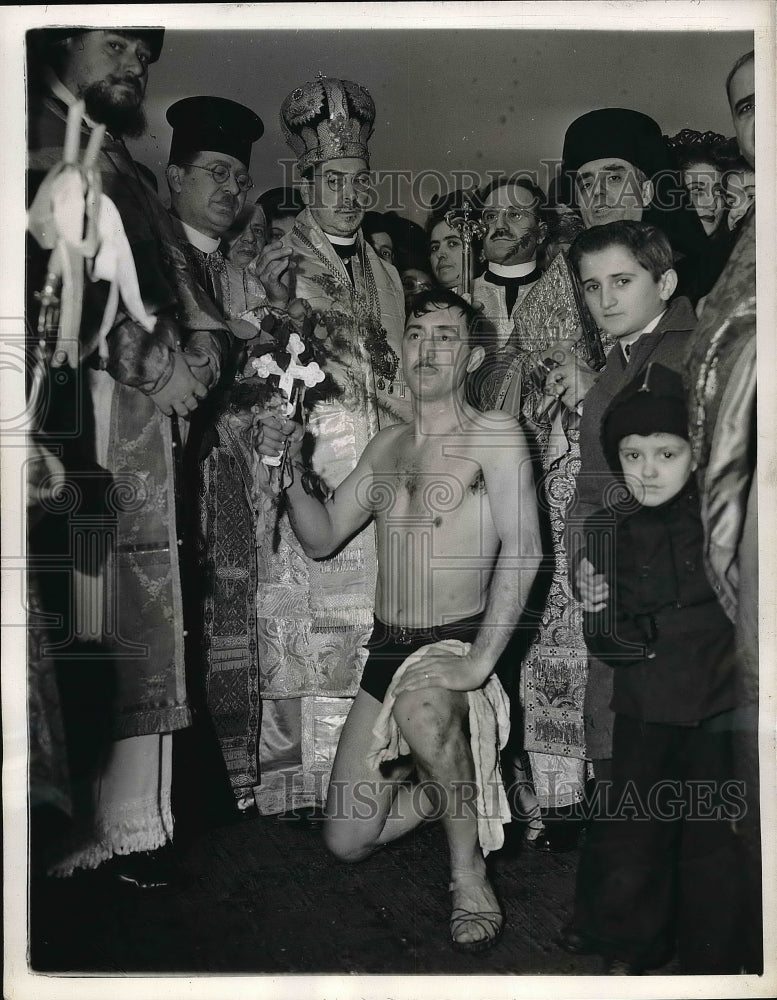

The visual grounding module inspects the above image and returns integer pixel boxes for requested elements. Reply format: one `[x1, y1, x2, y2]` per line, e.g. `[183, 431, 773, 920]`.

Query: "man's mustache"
[488, 231, 534, 252]
[108, 75, 142, 94]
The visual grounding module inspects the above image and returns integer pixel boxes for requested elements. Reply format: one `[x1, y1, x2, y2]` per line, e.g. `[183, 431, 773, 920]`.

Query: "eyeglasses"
[319, 170, 373, 194]
[481, 207, 538, 226]
[180, 163, 254, 192]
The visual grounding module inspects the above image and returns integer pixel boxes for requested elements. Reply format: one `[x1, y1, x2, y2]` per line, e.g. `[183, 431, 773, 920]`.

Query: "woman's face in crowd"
[682, 161, 724, 236]
[226, 205, 268, 268]
[429, 221, 464, 289]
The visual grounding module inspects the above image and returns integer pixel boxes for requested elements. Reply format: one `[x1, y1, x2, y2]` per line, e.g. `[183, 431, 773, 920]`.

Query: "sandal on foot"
[449, 868, 504, 953]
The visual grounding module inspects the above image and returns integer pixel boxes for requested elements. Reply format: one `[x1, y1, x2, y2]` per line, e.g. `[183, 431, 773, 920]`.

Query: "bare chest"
[375, 451, 486, 526]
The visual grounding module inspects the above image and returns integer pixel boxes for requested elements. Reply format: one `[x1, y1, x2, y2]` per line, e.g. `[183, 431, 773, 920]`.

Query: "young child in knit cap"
[574, 361, 745, 975]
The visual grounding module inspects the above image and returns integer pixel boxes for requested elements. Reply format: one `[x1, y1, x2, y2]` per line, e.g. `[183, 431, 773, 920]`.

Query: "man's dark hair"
[362, 211, 392, 241]
[722, 155, 754, 185]
[257, 186, 305, 224]
[726, 50, 754, 104]
[407, 287, 497, 353]
[568, 220, 674, 282]
[477, 175, 549, 224]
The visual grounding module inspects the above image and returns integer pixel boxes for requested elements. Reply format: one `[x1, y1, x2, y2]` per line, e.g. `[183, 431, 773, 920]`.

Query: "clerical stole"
[478, 255, 604, 806]
[200, 416, 261, 799]
[177, 239, 263, 803]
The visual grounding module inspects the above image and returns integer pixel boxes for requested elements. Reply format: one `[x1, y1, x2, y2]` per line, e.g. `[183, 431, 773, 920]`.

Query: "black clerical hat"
[562, 108, 668, 181]
[167, 96, 264, 168]
[32, 27, 165, 63]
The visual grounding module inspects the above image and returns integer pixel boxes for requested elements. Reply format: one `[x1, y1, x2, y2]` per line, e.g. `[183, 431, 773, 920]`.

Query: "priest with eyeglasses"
[472, 177, 548, 350]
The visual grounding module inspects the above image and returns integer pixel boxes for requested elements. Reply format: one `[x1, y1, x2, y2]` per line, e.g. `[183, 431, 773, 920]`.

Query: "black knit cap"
[601, 362, 689, 473]
[167, 96, 264, 169]
[32, 27, 165, 63]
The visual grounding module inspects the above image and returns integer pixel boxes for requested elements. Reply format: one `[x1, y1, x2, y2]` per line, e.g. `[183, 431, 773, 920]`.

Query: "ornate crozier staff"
[444, 197, 486, 300]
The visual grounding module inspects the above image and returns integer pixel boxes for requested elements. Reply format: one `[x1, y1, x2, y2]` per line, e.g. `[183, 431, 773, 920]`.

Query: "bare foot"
[449, 867, 504, 952]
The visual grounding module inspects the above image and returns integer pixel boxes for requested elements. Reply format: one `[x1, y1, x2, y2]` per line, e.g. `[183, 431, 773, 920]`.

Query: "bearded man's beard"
[82, 79, 147, 138]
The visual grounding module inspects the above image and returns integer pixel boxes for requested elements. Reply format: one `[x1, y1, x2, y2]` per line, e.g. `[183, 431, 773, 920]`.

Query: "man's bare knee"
[392, 687, 466, 757]
[322, 817, 376, 864]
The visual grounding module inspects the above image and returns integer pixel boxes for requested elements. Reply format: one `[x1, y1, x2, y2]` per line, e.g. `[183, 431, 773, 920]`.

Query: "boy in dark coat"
[548, 221, 700, 764]
[573, 362, 744, 973]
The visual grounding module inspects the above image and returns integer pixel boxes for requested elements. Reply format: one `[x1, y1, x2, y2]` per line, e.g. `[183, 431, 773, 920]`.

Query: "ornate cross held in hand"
[251, 332, 325, 467]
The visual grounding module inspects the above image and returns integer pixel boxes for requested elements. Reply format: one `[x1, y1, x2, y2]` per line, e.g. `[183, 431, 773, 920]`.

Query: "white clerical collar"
[171, 216, 221, 253]
[620, 309, 666, 357]
[324, 232, 358, 247]
[46, 69, 102, 130]
[488, 260, 538, 279]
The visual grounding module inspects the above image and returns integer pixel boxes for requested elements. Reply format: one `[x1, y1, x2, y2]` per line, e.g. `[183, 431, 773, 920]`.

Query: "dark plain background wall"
[92, 29, 757, 222]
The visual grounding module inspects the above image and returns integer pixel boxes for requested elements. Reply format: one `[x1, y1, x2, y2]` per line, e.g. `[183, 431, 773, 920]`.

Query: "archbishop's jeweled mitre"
[280, 75, 376, 172]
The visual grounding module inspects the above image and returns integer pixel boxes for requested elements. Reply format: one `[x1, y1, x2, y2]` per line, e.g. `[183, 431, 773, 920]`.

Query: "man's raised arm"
[284, 433, 377, 559]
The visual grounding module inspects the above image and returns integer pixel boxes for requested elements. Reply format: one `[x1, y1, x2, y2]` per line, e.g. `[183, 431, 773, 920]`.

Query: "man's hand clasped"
[149, 350, 210, 417]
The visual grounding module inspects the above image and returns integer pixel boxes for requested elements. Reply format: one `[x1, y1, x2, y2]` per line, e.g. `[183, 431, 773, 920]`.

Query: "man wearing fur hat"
[561, 108, 710, 298]
[250, 76, 411, 817]
[562, 108, 664, 229]
[539, 108, 709, 770]
[26, 28, 231, 887]
[475, 115, 685, 843]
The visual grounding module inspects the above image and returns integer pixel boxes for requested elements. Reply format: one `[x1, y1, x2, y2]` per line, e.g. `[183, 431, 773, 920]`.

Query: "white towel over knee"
[367, 639, 511, 855]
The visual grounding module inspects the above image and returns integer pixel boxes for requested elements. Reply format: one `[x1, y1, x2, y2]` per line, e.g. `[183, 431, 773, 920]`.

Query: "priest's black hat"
[562, 108, 668, 181]
[31, 27, 165, 63]
[559, 107, 708, 259]
[166, 96, 264, 169]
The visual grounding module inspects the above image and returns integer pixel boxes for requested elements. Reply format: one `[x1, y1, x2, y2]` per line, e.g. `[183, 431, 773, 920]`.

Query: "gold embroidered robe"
[253, 208, 411, 814]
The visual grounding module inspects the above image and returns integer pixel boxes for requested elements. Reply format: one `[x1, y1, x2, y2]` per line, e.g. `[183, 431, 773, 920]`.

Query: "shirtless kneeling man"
[279, 288, 542, 952]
